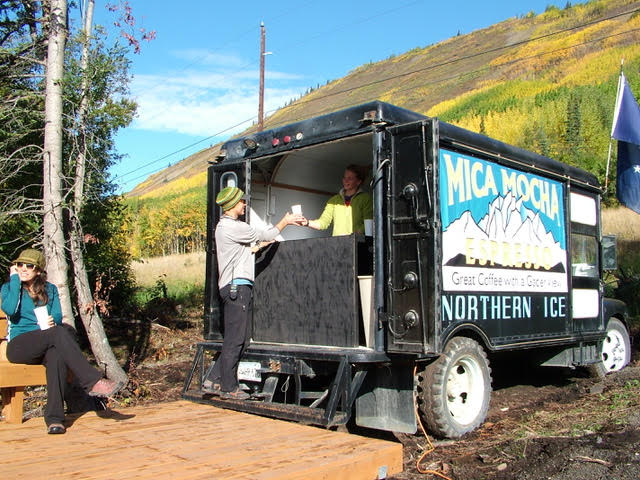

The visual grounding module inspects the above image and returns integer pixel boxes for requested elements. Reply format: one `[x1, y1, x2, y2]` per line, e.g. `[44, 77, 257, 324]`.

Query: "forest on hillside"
[126, 187, 207, 258]
[125, 0, 640, 258]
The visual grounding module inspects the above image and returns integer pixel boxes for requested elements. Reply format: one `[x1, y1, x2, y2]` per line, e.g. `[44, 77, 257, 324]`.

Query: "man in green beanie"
[205, 186, 304, 400]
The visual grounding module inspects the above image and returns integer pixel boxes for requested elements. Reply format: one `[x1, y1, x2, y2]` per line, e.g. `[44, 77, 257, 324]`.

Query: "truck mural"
[440, 150, 568, 331]
[183, 101, 630, 439]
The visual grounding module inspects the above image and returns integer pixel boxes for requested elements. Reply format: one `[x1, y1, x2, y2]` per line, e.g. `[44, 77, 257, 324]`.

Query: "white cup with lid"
[364, 219, 373, 236]
[34, 306, 50, 330]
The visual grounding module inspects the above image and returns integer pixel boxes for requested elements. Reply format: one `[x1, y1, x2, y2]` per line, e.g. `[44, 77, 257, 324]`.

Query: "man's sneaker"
[89, 378, 124, 397]
[220, 388, 250, 400]
[202, 380, 221, 395]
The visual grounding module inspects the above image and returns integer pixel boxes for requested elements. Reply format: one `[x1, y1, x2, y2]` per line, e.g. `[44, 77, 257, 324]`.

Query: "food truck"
[183, 101, 629, 438]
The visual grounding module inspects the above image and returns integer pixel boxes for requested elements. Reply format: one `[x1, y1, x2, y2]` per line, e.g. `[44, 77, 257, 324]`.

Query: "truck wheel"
[417, 337, 491, 439]
[588, 318, 630, 377]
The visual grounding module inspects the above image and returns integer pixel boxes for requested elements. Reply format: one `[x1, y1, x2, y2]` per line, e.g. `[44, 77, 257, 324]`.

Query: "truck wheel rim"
[446, 355, 485, 426]
[602, 328, 626, 372]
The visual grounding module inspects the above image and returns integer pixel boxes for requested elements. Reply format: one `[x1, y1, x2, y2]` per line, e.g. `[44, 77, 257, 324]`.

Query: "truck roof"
[438, 121, 600, 190]
[218, 101, 425, 162]
[217, 100, 600, 190]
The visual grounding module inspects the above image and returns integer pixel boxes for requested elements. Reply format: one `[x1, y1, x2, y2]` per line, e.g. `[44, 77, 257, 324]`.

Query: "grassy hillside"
[125, 0, 640, 257]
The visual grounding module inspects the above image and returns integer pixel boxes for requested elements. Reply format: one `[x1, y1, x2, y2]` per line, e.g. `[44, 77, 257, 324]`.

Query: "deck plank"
[0, 400, 402, 479]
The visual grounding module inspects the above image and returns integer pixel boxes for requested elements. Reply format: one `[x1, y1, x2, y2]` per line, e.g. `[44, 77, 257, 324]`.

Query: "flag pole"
[605, 59, 625, 192]
[605, 139, 614, 191]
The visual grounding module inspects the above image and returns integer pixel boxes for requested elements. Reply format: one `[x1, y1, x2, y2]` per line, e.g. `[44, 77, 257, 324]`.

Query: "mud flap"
[355, 364, 416, 434]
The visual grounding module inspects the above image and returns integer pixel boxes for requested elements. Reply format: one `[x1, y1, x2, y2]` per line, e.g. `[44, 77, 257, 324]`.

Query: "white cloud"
[171, 49, 249, 68]
[128, 54, 307, 138]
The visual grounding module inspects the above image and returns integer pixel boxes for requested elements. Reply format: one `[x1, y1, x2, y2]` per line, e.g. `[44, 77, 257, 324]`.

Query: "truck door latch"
[402, 183, 429, 231]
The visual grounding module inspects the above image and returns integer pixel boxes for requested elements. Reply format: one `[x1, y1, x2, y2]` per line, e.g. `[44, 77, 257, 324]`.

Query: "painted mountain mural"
[442, 191, 567, 273]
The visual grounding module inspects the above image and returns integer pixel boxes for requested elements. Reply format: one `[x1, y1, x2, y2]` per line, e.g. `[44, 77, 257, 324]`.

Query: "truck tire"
[588, 318, 631, 377]
[417, 337, 492, 439]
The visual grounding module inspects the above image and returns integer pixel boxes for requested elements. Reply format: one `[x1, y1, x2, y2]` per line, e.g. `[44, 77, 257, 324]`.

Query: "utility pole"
[258, 22, 266, 131]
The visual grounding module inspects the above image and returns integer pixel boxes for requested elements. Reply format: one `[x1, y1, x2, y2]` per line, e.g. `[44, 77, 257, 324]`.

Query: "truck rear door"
[384, 120, 439, 354]
[204, 161, 250, 340]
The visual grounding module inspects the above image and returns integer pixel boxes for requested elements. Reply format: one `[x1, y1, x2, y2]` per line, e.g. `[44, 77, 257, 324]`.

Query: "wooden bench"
[0, 315, 47, 423]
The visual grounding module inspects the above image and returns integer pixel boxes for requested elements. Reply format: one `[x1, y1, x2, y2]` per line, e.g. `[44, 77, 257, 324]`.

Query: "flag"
[613, 73, 640, 214]
[616, 142, 640, 214]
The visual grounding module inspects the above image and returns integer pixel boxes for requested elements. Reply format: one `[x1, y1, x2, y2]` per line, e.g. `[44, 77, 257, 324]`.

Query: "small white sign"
[237, 361, 261, 382]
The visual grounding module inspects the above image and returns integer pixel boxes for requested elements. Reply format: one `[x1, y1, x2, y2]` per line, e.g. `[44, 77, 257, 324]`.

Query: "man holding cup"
[203, 187, 304, 400]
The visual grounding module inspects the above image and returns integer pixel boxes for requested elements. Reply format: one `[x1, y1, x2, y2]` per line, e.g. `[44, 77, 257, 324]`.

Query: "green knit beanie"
[216, 187, 245, 211]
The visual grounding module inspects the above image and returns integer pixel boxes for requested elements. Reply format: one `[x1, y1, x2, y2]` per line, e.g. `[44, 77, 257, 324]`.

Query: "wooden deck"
[0, 400, 403, 479]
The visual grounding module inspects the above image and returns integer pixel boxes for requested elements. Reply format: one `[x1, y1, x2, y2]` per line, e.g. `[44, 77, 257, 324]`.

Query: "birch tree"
[42, 0, 75, 327]
[68, 0, 126, 383]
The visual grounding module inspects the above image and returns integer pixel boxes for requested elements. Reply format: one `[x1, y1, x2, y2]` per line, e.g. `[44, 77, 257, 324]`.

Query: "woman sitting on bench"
[1, 249, 123, 434]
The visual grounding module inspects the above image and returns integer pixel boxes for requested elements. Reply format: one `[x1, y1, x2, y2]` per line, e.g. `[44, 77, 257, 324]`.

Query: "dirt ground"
[390, 363, 640, 480]
[20, 316, 640, 480]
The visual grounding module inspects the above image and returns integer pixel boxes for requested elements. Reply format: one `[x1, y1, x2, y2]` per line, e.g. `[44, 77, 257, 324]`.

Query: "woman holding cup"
[1, 248, 123, 434]
[301, 164, 373, 236]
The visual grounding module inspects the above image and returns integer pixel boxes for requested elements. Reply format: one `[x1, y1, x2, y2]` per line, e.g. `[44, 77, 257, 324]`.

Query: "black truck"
[183, 101, 630, 438]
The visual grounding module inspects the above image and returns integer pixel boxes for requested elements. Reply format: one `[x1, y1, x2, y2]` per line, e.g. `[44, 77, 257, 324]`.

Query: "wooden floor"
[0, 400, 403, 479]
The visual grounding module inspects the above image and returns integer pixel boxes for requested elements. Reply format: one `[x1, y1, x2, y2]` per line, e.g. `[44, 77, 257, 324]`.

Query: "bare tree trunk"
[69, 0, 127, 383]
[70, 230, 127, 382]
[42, 0, 75, 328]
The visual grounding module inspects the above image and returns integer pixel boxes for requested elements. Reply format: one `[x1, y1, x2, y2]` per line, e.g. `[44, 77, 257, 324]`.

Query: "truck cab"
[183, 101, 629, 438]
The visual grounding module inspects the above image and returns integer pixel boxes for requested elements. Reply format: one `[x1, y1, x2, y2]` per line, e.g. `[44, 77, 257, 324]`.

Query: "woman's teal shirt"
[1, 274, 63, 340]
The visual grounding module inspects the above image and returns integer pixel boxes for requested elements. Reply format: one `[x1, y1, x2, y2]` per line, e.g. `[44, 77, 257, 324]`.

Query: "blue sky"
[92, 0, 571, 193]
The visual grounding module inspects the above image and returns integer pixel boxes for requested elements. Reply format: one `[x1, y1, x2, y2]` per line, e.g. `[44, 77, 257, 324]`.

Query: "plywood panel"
[253, 236, 359, 347]
[0, 400, 402, 480]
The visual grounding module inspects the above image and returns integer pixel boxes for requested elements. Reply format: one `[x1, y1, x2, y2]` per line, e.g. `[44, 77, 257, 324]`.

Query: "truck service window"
[220, 171, 237, 189]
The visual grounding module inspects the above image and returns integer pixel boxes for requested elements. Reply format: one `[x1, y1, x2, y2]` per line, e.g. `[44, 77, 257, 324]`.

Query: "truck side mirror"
[602, 235, 618, 271]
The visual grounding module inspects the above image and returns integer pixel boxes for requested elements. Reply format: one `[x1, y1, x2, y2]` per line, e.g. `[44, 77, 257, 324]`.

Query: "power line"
[292, 28, 640, 125]
[112, 115, 255, 182]
[279, 26, 640, 125]
[269, 0, 424, 53]
[115, 6, 640, 187]
[279, 7, 640, 112]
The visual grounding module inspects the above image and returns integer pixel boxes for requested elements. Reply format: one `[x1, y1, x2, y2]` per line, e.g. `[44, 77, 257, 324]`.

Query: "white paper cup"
[291, 204, 302, 215]
[34, 306, 50, 330]
[364, 219, 373, 236]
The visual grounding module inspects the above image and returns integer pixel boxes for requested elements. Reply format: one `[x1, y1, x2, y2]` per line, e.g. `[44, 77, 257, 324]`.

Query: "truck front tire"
[588, 318, 631, 377]
[417, 337, 492, 439]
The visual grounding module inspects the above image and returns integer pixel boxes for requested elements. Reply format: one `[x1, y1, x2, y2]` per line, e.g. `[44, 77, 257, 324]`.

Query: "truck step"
[183, 389, 349, 426]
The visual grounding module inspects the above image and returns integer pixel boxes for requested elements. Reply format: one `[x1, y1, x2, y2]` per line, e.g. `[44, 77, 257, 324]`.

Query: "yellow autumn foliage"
[139, 171, 208, 200]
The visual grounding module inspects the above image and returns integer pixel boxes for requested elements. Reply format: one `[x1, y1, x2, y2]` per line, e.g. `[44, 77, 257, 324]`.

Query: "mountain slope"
[125, 0, 640, 256]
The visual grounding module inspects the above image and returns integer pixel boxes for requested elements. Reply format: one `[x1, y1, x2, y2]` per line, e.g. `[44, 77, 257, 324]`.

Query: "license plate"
[237, 361, 261, 382]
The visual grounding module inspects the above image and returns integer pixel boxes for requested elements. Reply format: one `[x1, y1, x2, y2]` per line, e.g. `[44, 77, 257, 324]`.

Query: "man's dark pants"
[209, 284, 253, 392]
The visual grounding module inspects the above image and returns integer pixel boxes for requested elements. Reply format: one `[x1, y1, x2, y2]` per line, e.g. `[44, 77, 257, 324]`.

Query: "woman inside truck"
[301, 164, 373, 236]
